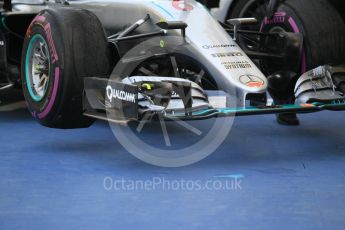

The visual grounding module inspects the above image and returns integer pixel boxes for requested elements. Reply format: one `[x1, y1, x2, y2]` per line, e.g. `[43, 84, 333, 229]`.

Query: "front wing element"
[83, 77, 345, 123]
[165, 101, 345, 121]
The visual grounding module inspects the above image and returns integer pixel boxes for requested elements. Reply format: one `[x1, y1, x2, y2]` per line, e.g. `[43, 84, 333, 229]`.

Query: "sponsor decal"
[160, 39, 165, 48]
[222, 61, 252, 70]
[263, 12, 286, 25]
[239, 75, 264, 88]
[26, 15, 46, 38]
[211, 52, 243, 58]
[202, 44, 236, 49]
[106, 85, 136, 103]
[172, 0, 194, 11]
[43, 23, 59, 64]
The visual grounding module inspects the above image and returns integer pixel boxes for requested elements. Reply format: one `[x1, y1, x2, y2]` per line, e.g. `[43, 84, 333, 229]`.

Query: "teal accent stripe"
[166, 101, 345, 120]
[214, 174, 245, 179]
[0, 17, 9, 31]
[151, 1, 174, 19]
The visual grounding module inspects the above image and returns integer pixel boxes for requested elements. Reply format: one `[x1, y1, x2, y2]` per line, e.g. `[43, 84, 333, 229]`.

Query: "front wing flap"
[165, 101, 345, 121]
[83, 77, 345, 123]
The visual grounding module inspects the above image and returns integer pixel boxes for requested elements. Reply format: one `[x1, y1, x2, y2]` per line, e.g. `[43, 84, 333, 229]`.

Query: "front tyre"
[260, 0, 345, 74]
[21, 8, 112, 128]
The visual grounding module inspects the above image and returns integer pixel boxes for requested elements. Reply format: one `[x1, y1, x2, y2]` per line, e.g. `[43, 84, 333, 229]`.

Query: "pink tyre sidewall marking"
[38, 67, 60, 119]
[288, 16, 307, 73]
[27, 14, 60, 120]
[43, 23, 59, 64]
[260, 11, 307, 74]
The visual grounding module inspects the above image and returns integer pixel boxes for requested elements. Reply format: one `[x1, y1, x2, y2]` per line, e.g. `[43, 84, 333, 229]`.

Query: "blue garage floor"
[0, 105, 345, 229]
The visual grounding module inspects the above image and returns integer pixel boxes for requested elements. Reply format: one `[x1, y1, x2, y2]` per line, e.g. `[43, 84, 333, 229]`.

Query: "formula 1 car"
[1, 0, 345, 129]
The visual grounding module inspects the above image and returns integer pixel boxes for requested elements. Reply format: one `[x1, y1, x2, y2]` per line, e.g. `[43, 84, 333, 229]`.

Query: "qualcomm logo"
[106, 85, 136, 103]
[202, 44, 236, 49]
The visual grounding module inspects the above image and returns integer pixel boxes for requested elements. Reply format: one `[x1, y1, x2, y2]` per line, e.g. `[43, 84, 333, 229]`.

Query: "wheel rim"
[107, 36, 236, 167]
[132, 54, 217, 90]
[25, 34, 51, 102]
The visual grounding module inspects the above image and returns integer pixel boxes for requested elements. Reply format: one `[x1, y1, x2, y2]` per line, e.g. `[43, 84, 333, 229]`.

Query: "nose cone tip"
[239, 76, 268, 93]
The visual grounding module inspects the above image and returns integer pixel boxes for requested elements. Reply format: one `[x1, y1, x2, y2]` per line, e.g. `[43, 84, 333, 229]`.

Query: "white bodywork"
[13, 0, 266, 107]
[211, 0, 234, 22]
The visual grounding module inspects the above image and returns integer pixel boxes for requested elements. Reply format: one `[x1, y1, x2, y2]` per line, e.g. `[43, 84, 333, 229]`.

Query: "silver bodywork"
[10, 0, 267, 107]
[295, 66, 345, 104]
[211, 0, 233, 22]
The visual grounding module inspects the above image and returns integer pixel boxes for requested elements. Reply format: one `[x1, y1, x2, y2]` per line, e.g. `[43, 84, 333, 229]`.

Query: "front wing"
[83, 77, 345, 123]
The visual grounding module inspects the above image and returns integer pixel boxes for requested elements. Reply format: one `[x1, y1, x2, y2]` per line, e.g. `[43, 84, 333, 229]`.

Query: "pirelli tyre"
[260, 0, 345, 74]
[21, 8, 112, 128]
